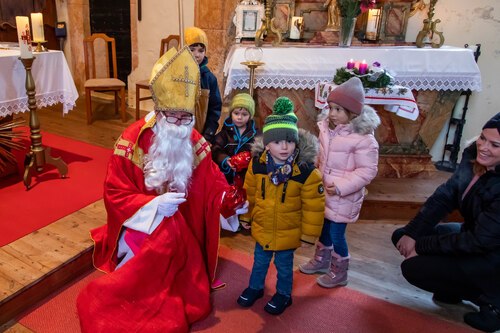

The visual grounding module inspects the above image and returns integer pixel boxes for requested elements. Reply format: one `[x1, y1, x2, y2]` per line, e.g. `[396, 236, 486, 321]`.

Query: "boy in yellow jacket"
[237, 97, 325, 315]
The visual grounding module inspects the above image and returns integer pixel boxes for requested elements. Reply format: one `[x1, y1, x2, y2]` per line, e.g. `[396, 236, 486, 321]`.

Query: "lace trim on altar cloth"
[0, 91, 77, 118]
[224, 74, 482, 96]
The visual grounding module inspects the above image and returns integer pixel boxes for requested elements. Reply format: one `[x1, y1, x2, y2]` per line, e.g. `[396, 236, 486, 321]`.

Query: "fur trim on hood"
[317, 105, 380, 135]
[251, 128, 319, 166]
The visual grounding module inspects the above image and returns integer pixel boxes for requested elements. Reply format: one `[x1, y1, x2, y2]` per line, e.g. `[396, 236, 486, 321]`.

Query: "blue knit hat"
[263, 97, 298, 145]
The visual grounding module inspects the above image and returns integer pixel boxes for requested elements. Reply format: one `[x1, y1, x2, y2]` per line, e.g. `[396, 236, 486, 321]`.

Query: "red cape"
[77, 118, 229, 332]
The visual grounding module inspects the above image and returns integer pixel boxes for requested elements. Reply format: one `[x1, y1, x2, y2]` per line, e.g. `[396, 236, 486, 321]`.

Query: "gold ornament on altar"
[324, 0, 340, 31]
[150, 46, 201, 114]
[255, 0, 282, 46]
[416, 0, 444, 48]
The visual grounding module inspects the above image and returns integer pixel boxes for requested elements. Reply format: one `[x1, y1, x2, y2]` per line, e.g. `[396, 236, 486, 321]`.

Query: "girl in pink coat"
[299, 77, 380, 288]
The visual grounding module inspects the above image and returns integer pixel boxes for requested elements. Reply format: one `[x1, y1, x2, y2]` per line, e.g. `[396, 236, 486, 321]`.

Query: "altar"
[0, 49, 79, 117]
[223, 44, 482, 177]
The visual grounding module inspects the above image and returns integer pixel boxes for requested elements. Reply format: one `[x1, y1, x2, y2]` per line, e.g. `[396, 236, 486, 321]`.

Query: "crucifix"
[173, 66, 196, 97]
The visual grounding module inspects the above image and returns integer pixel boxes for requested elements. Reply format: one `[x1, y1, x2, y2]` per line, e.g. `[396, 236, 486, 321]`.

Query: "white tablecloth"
[315, 82, 419, 120]
[0, 49, 79, 117]
[223, 45, 482, 97]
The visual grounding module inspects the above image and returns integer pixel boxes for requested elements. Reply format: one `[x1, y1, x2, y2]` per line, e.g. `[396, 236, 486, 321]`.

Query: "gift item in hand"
[230, 151, 252, 172]
[220, 185, 247, 218]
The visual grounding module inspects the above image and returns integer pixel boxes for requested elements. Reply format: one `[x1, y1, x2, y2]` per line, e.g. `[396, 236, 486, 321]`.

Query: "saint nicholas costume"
[77, 46, 230, 332]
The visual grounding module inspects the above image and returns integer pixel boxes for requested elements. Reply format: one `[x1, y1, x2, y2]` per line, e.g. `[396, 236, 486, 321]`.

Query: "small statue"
[324, 0, 340, 32]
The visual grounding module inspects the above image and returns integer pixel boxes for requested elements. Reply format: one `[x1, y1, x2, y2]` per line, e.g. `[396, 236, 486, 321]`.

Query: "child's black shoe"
[264, 292, 292, 315]
[237, 287, 264, 307]
[464, 304, 500, 332]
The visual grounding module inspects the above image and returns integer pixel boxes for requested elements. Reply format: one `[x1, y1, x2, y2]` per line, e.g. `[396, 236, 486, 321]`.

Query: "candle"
[346, 59, 355, 69]
[365, 9, 380, 41]
[31, 13, 45, 43]
[289, 16, 303, 40]
[358, 60, 368, 75]
[15, 16, 33, 59]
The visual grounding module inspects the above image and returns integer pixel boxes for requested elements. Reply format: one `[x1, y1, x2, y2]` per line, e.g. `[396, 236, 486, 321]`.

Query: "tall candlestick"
[15, 16, 33, 59]
[31, 13, 45, 43]
[346, 59, 355, 69]
[358, 60, 368, 74]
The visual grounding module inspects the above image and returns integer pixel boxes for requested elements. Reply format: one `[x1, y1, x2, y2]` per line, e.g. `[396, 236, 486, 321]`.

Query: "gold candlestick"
[33, 41, 47, 52]
[415, 0, 444, 48]
[255, 0, 282, 47]
[241, 61, 265, 97]
[20, 57, 68, 190]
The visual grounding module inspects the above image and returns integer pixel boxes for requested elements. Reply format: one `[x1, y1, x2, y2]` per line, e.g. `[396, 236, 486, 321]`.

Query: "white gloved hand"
[235, 200, 249, 215]
[157, 192, 186, 217]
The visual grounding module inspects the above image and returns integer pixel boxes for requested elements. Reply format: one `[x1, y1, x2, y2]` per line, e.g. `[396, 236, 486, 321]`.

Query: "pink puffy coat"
[317, 106, 380, 223]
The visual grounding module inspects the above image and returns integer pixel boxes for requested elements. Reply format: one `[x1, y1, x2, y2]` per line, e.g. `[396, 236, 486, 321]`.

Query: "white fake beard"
[143, 117, 194, 194]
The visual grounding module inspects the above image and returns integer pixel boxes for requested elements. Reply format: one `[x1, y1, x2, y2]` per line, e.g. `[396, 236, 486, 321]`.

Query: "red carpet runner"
[19, 246, 475, 333]
[0, 130, 111, 246]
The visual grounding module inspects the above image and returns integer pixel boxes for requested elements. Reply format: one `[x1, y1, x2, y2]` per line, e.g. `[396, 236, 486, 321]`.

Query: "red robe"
[77, 117, 229, 332]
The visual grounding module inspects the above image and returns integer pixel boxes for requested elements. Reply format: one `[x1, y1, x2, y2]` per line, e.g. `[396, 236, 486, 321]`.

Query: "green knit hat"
[230, 93, 255, 118]
[263, 97, 298, 145]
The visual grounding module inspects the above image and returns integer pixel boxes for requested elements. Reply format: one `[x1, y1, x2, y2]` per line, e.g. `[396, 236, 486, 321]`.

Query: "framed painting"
[272, 0, 295, 38]
[234, 3, 265, 43]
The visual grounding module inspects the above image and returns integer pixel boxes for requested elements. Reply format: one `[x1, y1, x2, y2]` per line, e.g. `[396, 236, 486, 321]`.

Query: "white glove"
[235, 200, 249, 215]
[157, 192, 186, 217]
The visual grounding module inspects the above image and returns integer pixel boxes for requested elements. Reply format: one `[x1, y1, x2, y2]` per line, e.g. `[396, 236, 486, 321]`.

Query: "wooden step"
[360, 172, 463, 222]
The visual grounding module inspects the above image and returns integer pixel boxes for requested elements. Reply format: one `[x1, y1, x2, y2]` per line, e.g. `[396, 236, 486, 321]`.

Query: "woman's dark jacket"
[402, 143, 500, 281]
[199, 56, 222, 143]
[212, 117, 258, 184]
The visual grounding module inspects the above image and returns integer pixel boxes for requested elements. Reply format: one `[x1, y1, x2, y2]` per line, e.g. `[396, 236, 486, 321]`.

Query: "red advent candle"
[358, 60, 368, 74]
[346, 59, 355, 69]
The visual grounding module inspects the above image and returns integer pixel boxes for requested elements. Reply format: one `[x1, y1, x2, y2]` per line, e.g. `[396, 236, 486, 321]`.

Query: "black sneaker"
[237, 287, 264, 307]
[464, 304, 500, 332]
[432, 293, 462, 305]
[264, 292, 292, 315]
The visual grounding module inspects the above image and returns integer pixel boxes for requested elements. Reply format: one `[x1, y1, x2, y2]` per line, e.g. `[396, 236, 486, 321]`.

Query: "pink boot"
[316, 252, 349, 288]
[299, 243, 332, 274]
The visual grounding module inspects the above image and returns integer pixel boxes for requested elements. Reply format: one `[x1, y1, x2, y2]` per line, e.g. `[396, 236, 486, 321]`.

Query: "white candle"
[31, 13, 45, 43]
[365, 9, 380, 40]
[15, 16, 33, 59]
[289, 16, 303, 40]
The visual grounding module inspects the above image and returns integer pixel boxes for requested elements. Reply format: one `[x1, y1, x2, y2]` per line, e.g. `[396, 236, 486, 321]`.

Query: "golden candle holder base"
[33, 41, 47, 52]
[255, 0, 282, 47]
[241, 61, 265, 97]
[20, 57, 68, 190]
[415, 0, 444, 48]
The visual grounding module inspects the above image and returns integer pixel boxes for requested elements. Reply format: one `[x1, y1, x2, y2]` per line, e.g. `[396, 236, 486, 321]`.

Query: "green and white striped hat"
[263, 97, 298, 145]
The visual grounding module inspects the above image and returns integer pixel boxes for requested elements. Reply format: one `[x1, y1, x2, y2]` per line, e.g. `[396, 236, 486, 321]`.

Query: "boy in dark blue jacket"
[184, 26, 222, 144]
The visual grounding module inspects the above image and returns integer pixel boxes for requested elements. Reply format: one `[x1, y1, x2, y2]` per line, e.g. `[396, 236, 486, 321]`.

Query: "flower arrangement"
[333, 61, 395, 89]
[338, 0, 376, 18]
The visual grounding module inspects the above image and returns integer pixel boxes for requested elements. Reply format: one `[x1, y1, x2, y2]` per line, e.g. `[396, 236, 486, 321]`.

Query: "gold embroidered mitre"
[149, 46, 200, 114]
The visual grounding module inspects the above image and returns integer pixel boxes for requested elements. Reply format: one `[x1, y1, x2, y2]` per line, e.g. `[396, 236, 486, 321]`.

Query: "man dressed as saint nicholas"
[77, 46, 246, 332]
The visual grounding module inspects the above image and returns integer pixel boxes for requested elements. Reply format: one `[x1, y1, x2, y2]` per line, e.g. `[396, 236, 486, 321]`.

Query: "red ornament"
[220, 185, 247, 218]
[230, 151, 251, 172]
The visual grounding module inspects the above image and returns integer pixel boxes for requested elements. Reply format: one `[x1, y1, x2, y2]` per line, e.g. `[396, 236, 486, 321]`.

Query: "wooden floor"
[0, 99, 476, 332]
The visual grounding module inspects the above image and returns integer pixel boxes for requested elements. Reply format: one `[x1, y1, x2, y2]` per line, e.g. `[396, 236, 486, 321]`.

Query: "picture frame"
[272, 0, 296, 38]
[378, 2, 412, 42]
[234, 3, 265, 43]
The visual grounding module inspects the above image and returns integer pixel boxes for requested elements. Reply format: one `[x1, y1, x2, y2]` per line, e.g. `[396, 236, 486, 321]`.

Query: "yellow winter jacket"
[242, 130, 325, 251]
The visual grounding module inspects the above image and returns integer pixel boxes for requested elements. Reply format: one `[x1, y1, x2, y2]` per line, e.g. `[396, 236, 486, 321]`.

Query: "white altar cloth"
[223, 45, 482, 97]
[0, 49, 79, 117]
[315, 82, 419, 120]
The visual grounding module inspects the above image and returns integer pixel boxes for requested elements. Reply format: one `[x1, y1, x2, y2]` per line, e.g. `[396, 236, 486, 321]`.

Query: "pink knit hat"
[327, 77, 365, 115]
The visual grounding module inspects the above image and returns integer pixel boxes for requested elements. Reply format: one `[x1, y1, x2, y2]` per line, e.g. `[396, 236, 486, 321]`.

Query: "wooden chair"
[83, 33, 126, 124]
[135, 35, 181, 120]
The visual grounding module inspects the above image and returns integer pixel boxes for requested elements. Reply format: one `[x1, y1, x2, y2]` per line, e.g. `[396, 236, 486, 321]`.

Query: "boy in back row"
[184, 27, 222, 144]
[237, 97, 325, 315]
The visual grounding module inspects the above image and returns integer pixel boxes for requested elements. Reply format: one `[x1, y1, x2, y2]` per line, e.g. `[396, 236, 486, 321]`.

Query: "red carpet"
[0, 129, 111, 246]
[19, 246, 475, 333]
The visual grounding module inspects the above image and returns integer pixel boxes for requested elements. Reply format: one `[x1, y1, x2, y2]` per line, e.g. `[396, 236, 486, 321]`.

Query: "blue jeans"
[248, 242, 294, 296]
[319, 219, 348, 257]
